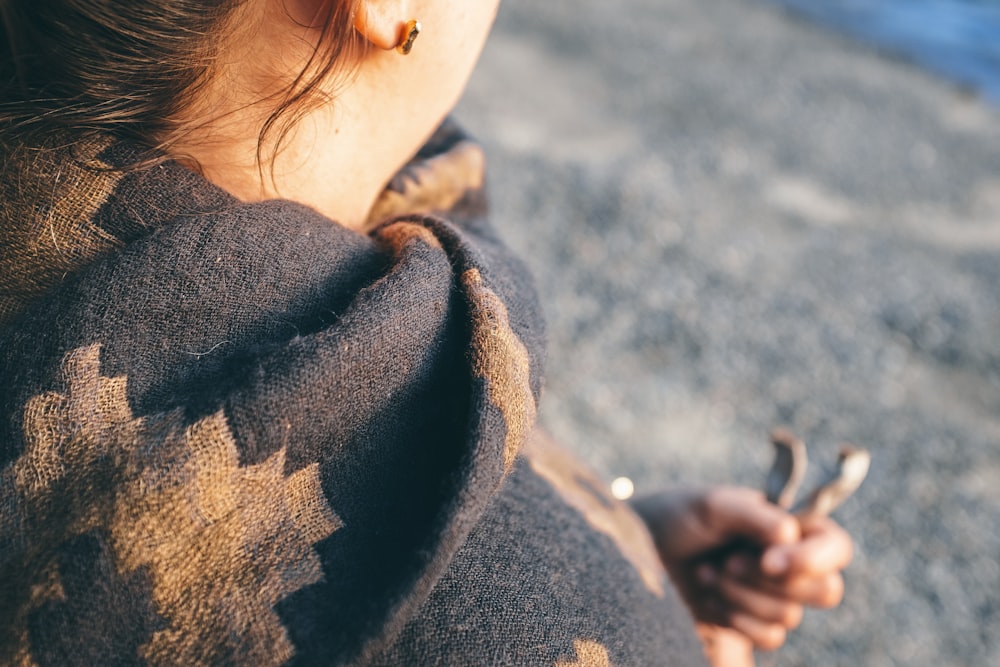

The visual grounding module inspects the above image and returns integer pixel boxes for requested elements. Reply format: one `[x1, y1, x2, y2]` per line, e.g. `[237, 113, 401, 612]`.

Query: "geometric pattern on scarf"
[554, 639, 614, 667]
[462, 267, 537, 472]
[0, 136, 125, 327]
[1, 344, 340, 666]
[366, 141, 485, 229]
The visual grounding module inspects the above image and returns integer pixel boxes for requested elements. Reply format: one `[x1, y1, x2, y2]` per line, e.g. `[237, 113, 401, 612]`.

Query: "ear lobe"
[353, 0, 409, 51]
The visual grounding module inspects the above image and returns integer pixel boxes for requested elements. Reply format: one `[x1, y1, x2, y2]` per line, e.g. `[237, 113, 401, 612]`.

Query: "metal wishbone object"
[765, 428, 871, 520]
[693, 429, 869, 577]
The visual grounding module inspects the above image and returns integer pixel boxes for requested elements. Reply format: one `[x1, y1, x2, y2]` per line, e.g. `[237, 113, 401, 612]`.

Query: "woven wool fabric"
[0, 121, 707, 666]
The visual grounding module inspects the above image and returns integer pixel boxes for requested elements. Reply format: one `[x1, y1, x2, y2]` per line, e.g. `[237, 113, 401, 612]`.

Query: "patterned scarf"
[0, 122, 705, 666]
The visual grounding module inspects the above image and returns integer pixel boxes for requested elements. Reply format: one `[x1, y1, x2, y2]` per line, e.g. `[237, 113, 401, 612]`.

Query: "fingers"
[722, 551, 846, 609]
[798, 572, 845, 609]
[716, 575, 804, 629]
[698, 487, 801, 548]
[689, 545, 844, 648]
[696, 624, 756, 667]
[760, 516, 853, 578]
[699, 569, 842, 649]
[691, 562, 802, 651]
[745, 570, 844, 609]
[728, 611, 788, 651]
[698, 597, 789, 651]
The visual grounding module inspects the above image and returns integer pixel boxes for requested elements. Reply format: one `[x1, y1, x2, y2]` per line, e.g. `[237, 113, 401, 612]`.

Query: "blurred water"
[769, 0, 1000, 102]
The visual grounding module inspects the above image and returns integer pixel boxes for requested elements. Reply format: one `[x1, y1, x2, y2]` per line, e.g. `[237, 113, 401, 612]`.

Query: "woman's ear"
[353, 0, 412, 51]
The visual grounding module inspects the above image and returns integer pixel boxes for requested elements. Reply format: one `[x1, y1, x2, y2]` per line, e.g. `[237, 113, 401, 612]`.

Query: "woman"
[0, 1, 853, 664]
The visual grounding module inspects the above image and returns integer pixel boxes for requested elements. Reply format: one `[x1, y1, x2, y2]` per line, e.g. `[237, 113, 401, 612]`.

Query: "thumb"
[701, 487, 800, 548]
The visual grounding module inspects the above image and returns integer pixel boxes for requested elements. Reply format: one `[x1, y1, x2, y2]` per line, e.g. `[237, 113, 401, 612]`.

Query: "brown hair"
[0, 0, 363, 162]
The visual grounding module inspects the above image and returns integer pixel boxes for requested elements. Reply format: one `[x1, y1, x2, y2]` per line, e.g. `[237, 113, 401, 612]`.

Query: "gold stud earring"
[396, 19, 421, 55]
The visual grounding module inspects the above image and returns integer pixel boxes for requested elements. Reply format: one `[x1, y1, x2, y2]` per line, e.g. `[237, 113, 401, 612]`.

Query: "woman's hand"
[631, 487, 853, 661]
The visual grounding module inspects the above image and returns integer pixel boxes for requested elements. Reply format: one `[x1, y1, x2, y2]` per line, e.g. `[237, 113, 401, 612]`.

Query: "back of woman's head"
[0, 0, 360, 152]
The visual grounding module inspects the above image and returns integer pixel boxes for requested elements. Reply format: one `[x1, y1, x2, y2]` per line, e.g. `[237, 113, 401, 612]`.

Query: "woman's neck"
[170, 94, 391, 230]
[165, 0, 498, 230]
[163, 3, 403, 231]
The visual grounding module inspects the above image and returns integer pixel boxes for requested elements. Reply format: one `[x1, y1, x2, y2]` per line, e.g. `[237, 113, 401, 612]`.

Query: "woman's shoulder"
[0, 127, 552, 666]
[371, 432, 709, 666]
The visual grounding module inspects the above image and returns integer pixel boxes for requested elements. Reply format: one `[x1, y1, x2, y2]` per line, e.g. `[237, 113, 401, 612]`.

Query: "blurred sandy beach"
[457, 0, 1000, 664]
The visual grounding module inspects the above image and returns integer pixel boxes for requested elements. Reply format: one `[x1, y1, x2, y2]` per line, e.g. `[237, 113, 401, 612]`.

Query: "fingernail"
[763, 549, 789, 575]
[776, 517, 800, 544]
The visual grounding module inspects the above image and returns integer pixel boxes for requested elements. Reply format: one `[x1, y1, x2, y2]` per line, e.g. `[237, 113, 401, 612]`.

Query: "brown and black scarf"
[0, 121, 706, 666]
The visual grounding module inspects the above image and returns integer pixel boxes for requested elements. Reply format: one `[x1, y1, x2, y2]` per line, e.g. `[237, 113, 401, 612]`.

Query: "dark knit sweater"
[0, 122, 707, 666]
